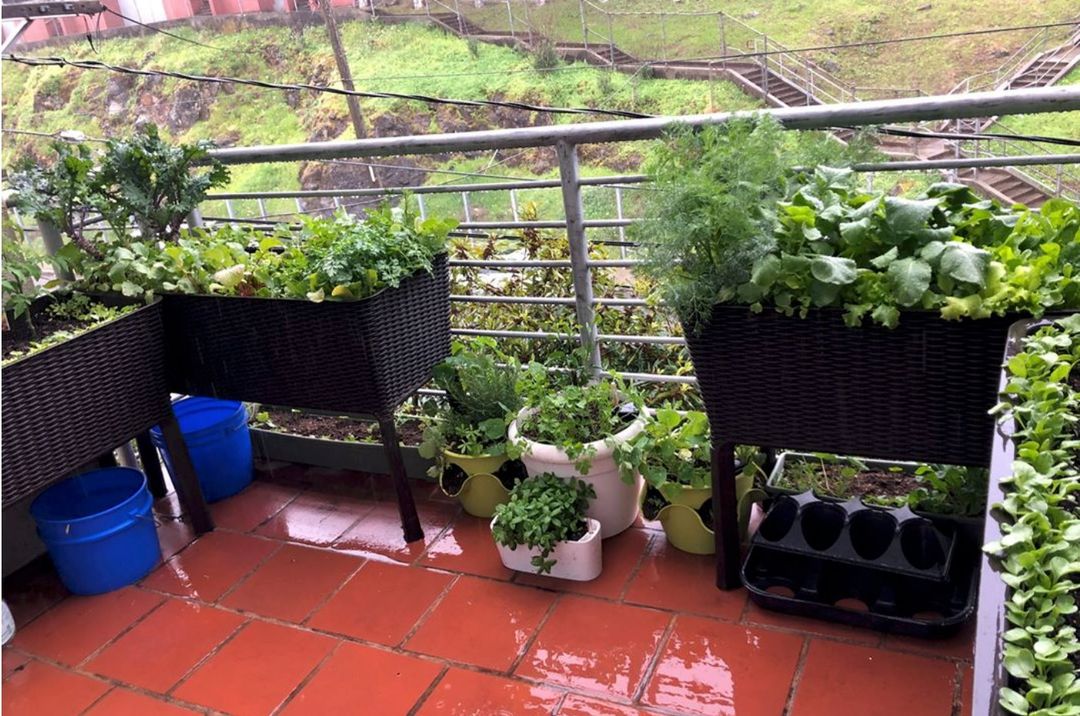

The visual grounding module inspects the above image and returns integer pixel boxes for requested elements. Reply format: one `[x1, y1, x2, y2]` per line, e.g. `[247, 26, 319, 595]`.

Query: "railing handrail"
[206, 87, 1080, 165]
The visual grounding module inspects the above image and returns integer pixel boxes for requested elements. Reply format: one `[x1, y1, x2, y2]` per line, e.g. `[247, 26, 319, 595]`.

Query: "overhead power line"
[0, 54, 651, 120]
[101, 7, 224, 52]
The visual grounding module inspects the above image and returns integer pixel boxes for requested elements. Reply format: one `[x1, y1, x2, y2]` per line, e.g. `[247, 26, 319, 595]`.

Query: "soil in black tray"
[2, 312, 99, 360]
[259, 408, 426, 445]
[778, 461, 919, 503]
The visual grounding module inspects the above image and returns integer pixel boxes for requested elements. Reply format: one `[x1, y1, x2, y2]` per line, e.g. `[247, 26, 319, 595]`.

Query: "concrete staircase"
[407, 7, 1078, 205]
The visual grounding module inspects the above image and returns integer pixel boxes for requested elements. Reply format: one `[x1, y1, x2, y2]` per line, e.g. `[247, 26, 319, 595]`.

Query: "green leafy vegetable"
[491, 473, 595, 574]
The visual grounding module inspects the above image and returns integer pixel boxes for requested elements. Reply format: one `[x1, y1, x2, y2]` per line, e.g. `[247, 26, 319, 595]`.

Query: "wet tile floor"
[2, 461, 975, 715]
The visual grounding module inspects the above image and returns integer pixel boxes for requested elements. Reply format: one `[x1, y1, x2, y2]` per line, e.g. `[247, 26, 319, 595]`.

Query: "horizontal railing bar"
[450, 328, 685, 345]
[207, 88, 1080, 165]
[449, 294, 649, 306]
[449, 259, 641, 268]
[598, 333, 685, 345]
[850, 153, 1080, 171]
[456, 219, 638, 229]
[207, 174, 648, 200]
[616, 371, 698, 385]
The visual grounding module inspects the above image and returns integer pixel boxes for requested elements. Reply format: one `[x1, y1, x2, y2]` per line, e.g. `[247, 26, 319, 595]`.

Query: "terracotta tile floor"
[2, 462, 974, 715]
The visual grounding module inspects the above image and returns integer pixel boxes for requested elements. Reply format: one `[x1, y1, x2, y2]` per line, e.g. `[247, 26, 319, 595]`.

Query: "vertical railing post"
[461, 191, 472, 222]
[761, 35, 770, 99]
[37, 218, 74, 281]
[509, 189, 520, 221]
[614, 186, 627, 259]
[505, 0, 515, 40]
[416, 193, 428, 219]
[578, 0, 589, 54]
[187, 208, 205, 230]
[453, 0, 463, 34]
[718, 13, 726, 69]
[522, 0, 533, 45]
[607, 12, 615, 65]
[555, 141, 601, 375]
[660, 12, 668, 62]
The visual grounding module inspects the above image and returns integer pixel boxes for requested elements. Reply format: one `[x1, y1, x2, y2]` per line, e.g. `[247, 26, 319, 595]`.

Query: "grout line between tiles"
[270, 638, 345, 716]
[212, 540, 287, 606]
[397, 573, 462, 648]
[299, 559, 370, 627]
[630, 611, 678, 706]
[950, 661, 965, 716]
[75, 685, 116, 716]
[406, 662, 451, 716]
[74, 593, 170, 670]
[780, 637, 813, 716]
[507, 591, 564, 675]
[616, 531, 655, 603]
[163, 617, 250, 698]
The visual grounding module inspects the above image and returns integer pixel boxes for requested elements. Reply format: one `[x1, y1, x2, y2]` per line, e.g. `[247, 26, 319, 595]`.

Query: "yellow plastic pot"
[440, 450, 511, 518]
[654, 474, 760, 555]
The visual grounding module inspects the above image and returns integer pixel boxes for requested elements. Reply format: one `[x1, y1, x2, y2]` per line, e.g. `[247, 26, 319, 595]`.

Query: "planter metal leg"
[157, 410, 214, 535]
[712, 441, 742, 589]
[378, 415, 424, 543]
[135, 431, 168, 500]
[96, 451, 118, 468]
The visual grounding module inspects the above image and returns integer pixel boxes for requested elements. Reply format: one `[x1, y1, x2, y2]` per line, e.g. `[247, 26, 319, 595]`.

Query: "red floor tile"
[307, 561, 453, 646]
[623, 537, 747, 621]
[256, 491, 373, 547]
[741, 600, 881, 646]
[333, 500, 457, 564]
[406, 576, 554, 670]
[173, 620, 336, 716]
[420, 514, 514, 580]
[960, 664, 973, 714]
[2, 648, 30, 678]
[300, 467, 380, 498]
[86, 598, 244, 692]
[280, 641, 442, 715]
[84, 688, 199, 715]
[211, 482, 300, 532]
[882, 618, 975, 661]
[559, 694, 650, 715]
[788, 640, 956, 716]
[516, 528, 651, 600]
[141, 531, 278, 602]
[642, 615, 804, 716]
[415, 668, 562, 715]
[156, 517, 196, 560]
[12, 587, 162, 666]
[222, 544, 362, 622]
[515, 595, 670, 699]
[1, 660, 109, 716]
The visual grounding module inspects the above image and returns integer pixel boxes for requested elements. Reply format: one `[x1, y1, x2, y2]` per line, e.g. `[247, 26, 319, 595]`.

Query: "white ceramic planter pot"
[490, 517, 603, 581]
[509, 410, 645, 538]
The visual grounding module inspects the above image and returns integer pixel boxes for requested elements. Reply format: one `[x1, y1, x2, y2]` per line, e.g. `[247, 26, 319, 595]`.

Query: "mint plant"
[491, 473, 596, 574]
[985, 314, 1080, 715]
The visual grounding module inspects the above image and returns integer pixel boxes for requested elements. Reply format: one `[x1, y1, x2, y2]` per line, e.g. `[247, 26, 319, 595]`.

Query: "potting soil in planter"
[254, 408, 426, 445]
[2, 300, 135, 363]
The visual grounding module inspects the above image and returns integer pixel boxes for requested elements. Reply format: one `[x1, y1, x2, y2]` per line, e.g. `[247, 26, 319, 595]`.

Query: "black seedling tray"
[742, 536, 979, 637]
[754, 492, 957, 582]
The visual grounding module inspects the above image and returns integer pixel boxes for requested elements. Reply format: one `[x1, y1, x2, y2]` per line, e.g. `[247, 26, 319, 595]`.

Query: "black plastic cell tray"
[754, 491, 957, 582]
[741, 528, 980, 637]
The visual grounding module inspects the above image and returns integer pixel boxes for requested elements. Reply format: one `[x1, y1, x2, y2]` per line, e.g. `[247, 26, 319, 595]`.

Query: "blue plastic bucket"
[151, 397, 253, 503]
[31, 468, 161, 595]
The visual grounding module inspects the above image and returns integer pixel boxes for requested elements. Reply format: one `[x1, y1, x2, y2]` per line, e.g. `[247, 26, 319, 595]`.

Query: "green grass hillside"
[1, 18, 757, 217]
[432, 0, 1079, 94]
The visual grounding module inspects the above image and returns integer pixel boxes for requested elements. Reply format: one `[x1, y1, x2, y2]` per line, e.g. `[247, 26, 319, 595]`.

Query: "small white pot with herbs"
[508, 373, 645, 538]
[418, 339, 524, 518]
[491, 473, 601, 581]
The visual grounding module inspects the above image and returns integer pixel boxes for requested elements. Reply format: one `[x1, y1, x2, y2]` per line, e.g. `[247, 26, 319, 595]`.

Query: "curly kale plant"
[96, 124, 229, 244]
[492, 473, 596, 574]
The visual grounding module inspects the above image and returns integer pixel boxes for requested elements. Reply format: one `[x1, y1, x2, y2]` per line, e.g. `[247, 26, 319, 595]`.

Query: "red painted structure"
[2, 0, 353, 46]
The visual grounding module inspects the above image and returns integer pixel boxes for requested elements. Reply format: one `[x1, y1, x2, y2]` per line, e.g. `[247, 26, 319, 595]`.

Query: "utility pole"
[317, 0, 378, 184]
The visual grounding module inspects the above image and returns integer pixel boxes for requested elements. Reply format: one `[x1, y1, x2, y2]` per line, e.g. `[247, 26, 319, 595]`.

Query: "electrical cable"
[872, 125, 1080, 147]
[101, 8, 225, 52]
[0, 54, 652, 119]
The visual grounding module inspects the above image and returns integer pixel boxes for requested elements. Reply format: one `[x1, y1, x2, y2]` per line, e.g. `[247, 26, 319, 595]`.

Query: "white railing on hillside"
[949, 18, 1080, 96]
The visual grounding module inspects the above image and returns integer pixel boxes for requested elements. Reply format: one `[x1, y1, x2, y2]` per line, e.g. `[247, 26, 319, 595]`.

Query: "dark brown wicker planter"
[689, 305, 1015, 589]
[2, 296, 170, 507]
[686, 306, 1015, 466]
[161, 255, 450, 416]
